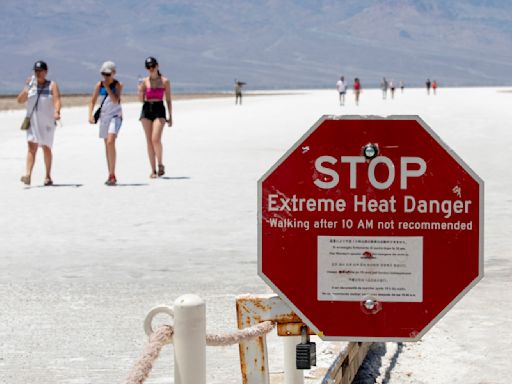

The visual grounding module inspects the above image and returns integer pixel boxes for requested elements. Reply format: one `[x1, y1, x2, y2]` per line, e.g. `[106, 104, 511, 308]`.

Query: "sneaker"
[105, 175, 117, 186]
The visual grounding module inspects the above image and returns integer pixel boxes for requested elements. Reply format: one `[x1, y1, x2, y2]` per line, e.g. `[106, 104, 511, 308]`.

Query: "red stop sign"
[258, 116, 483, 341]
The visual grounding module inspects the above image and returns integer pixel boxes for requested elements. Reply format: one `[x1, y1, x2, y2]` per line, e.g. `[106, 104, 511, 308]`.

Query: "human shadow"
[352, 342, 404, 384]
[25, 183, 84, 189]
[112, 183, 149, 187]
[49, 183, 84, 188]
[158, 176, 190, 180]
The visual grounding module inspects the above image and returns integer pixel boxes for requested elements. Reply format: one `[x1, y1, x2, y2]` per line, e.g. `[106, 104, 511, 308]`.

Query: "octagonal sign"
[258, 116, 483, 341]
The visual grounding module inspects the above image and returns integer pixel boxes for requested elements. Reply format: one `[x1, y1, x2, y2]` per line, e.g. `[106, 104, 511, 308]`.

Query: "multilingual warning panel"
[317, 236, 423, 302]
[258, 116, 484, 341]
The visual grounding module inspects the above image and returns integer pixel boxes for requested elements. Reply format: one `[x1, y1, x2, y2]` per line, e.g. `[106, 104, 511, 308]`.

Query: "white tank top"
[99, 81, 122, 118]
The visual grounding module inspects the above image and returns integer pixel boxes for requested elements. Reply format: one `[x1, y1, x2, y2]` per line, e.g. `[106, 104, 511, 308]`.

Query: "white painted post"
[283, 336, 304, 384]
[173, 294, 206, 384]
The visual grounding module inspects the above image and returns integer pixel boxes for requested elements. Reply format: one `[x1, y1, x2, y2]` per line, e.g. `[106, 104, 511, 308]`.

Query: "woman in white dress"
[17, 60, 61, 186]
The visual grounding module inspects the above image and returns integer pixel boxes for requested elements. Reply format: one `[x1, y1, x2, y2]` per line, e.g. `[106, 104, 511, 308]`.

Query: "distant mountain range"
[1, 0, 512, 93]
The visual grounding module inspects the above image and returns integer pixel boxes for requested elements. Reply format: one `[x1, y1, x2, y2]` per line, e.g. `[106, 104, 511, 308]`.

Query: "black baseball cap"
[33, 60, 48, 71]
[145, 56, 158, 68]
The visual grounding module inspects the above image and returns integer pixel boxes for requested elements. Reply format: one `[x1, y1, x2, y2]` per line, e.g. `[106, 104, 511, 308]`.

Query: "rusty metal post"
[236, 294, 310, 384]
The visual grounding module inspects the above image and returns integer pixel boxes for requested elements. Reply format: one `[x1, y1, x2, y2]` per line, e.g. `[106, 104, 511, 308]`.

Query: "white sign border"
[257, 115, 485, 342]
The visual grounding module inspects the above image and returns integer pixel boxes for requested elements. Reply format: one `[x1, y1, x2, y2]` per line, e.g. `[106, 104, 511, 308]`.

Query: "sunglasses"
[34, 69, 44, 73]
[101, 72, 112, 77]
[145, 64, 156, 69]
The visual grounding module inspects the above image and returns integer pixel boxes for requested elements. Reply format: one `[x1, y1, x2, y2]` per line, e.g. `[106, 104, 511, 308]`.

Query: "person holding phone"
[88, 61, 123, 186]
[16, 60, 61, 186]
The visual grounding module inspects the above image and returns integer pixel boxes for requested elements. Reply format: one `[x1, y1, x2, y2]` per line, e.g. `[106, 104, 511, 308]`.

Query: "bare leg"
[105, 134, 117, 176]
[25, 141, 38, 178]
[152, 118, 165, 167]
[141, 118, 157, 176]
[42, 145, 52, 181]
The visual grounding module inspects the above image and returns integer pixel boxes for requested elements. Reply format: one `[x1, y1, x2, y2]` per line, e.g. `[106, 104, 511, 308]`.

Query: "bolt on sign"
[258, 116, 483, 341]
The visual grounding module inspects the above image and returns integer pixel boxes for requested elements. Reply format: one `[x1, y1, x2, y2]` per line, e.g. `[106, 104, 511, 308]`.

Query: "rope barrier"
[124, 319, 275, 384]
[125, 325, 173, 384]
[206, 320, 275, 346]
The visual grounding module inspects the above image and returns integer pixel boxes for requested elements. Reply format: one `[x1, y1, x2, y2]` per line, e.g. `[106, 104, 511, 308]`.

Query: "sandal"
[20, 175, 31, 185]
[157, 164, 165, 177]
[105, 174, 117, 186]
[44, 178, 53, 186]
[150, 171, 158, 179]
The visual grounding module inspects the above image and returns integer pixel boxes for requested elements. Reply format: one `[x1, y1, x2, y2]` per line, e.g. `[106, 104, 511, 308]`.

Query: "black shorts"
[140, 101, 166, 121]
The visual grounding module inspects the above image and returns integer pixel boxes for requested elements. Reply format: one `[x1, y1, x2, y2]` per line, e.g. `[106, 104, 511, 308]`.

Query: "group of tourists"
[335, 76, 362, 106]
[379, 77, 405, 99]
[336, 75, 439, 105]
[425, 78, 438, 95]
[16, 57, 173, 186]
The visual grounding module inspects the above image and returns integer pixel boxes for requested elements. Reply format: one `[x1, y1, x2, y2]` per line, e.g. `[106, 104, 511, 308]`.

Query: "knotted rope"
[124, 320, 275, 384]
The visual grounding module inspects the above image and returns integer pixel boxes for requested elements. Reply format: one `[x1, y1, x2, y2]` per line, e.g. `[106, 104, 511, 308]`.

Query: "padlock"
[296, 326, 316, 370]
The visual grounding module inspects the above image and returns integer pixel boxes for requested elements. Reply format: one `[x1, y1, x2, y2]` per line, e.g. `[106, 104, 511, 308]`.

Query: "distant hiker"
[88, 60, 123, 186]
[234, 79, 245, 105]
[389, 79, 396, 99]
[17, 60, 61, 186]
[336, 76, 347, 106]
[432, 80, 438, 95]
[353, 78, 362, 105]
[426, 78, 431, 95]
[381, 77, 388, 99]
[400, 80, 404, 93]
[138, 56, 173, 179]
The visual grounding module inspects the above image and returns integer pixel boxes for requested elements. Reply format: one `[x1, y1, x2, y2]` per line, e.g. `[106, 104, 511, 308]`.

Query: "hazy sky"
[1, 0, 512, 92]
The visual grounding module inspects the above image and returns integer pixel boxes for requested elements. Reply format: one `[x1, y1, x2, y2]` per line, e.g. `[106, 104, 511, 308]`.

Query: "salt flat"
[0, 87, 511, 383]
